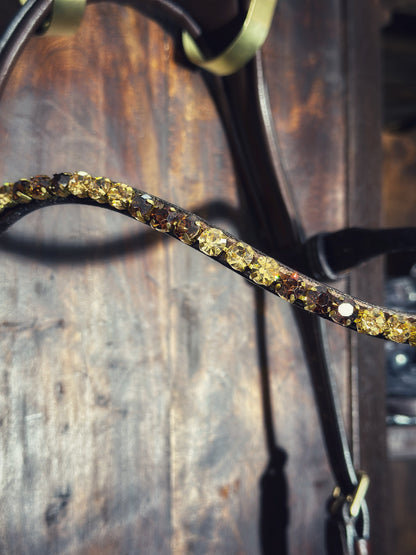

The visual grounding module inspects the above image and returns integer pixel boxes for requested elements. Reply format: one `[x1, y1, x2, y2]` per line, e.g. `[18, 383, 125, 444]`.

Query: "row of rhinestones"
[1, 171, 415, 346]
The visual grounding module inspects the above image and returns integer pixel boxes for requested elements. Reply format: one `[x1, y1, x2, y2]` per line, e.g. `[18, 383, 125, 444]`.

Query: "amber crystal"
[355, 308, 386, 336]
[171, 214, 202, 245]
[329, 301, 357, 327]
[384, 314, 412, 343]
[303, 287, 335, 314]
[107, 183, 134, 210]
[88, 177, 112, 203]
[12, 179, 32, 203]
[128, 193, 155, 222]
[278, 271, 306, 303]
[68, 171, 92, 198]
[198, 228, 228, 256]
[0, 184, 15, 210]
[149, 201, 175, 232]
[29, 175, 51, 200]
[249, 256, 280, 286]
[226, 242, 255, 271]
[49, 173, 71, 197]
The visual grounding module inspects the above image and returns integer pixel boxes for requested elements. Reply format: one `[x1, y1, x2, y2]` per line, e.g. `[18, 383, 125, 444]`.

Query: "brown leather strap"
[0, 0, 53, 96]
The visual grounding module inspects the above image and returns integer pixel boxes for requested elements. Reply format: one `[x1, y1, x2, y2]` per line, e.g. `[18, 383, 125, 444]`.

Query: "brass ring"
[182, 0, 278, 76]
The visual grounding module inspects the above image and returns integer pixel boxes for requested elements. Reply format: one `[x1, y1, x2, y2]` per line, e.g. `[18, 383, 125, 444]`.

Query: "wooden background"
[0, 1, 388, 553]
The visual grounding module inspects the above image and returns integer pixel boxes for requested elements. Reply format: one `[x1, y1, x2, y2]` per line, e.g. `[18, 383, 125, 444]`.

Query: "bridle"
[1, 2, 415, 554]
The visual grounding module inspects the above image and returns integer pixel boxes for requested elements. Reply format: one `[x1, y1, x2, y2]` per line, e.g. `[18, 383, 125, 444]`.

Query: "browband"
[1, 171, 415, 346]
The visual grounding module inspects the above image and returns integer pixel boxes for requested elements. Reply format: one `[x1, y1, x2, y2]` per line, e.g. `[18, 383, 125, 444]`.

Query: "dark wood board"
[0, 1, 388, 553]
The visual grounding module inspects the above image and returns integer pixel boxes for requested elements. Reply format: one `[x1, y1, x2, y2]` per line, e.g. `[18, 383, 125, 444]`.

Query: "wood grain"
[0, 1, 387, 553]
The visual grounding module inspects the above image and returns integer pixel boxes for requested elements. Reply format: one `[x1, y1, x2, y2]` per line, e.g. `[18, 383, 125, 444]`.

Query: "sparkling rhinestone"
[49, 173, 72, 197]
[68, 171, 92, 198]
[107, 184, 134, 210]
[355, 308, 386, 336]
[88, 177, 112, 203]
[12, 180, 32, 203]
[384, 315, 412, 343]
[198, 228, 228, 256]
[0, 184, 15, 209]
[409, 322, 416, 347]
[249, 256, 280, 286]
[149, 201, 175, 232]
[128, 193, 155, 222]
[29, 175, 51, 200]
[330, 301, 357, 326]
[278, 271, 306, 303]
[303, 287, 333, 314]
[226, 242, 255, 271]
[171, 214, 202, 244]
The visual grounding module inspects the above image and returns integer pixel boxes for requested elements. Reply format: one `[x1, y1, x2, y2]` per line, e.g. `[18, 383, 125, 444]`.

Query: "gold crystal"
[88, 177, 112, 203]
[384, 315, 412, 343]
[355, 308, 386, 336]
[198, 228, 228, 256]
[249, 256, 280, 286]
[107, 183, 134, 210]
[226, 242, 255, 271]
[409, 323, 416, 347]
[68, 171, 92, 198]
[0, 184, 15, 210]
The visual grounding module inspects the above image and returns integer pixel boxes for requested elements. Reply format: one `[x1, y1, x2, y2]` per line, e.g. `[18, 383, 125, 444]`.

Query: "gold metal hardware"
[182, 0, 278, 76]
[348, 472, 370, 518]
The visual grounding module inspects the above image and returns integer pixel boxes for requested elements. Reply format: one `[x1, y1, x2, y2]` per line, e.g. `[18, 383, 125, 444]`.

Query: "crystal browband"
[1, 170, 415, 346]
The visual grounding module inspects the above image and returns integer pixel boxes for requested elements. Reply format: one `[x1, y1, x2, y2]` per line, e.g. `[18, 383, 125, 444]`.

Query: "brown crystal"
[384, 314, 412, 343]
[198, 228, 228, 256]
[226, 242, 255, 271]
[355, 308, 386, 336]
[249, 256, 280, 286]
[12, 180, 32, 203]
[128, 193, 155, 222]
[68, 171, 92, 198]
[149, 201, 175, 232]
[329, 301, 357, 327]
[277, 271, 306, 303]
[88, 177, 112, 203]
[303, 287, 333, 314]
[49, 173, 72, 197]
[171, 214, 202, 244]
[29, 175, 51, 200]
[107, 183, 134, 210]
